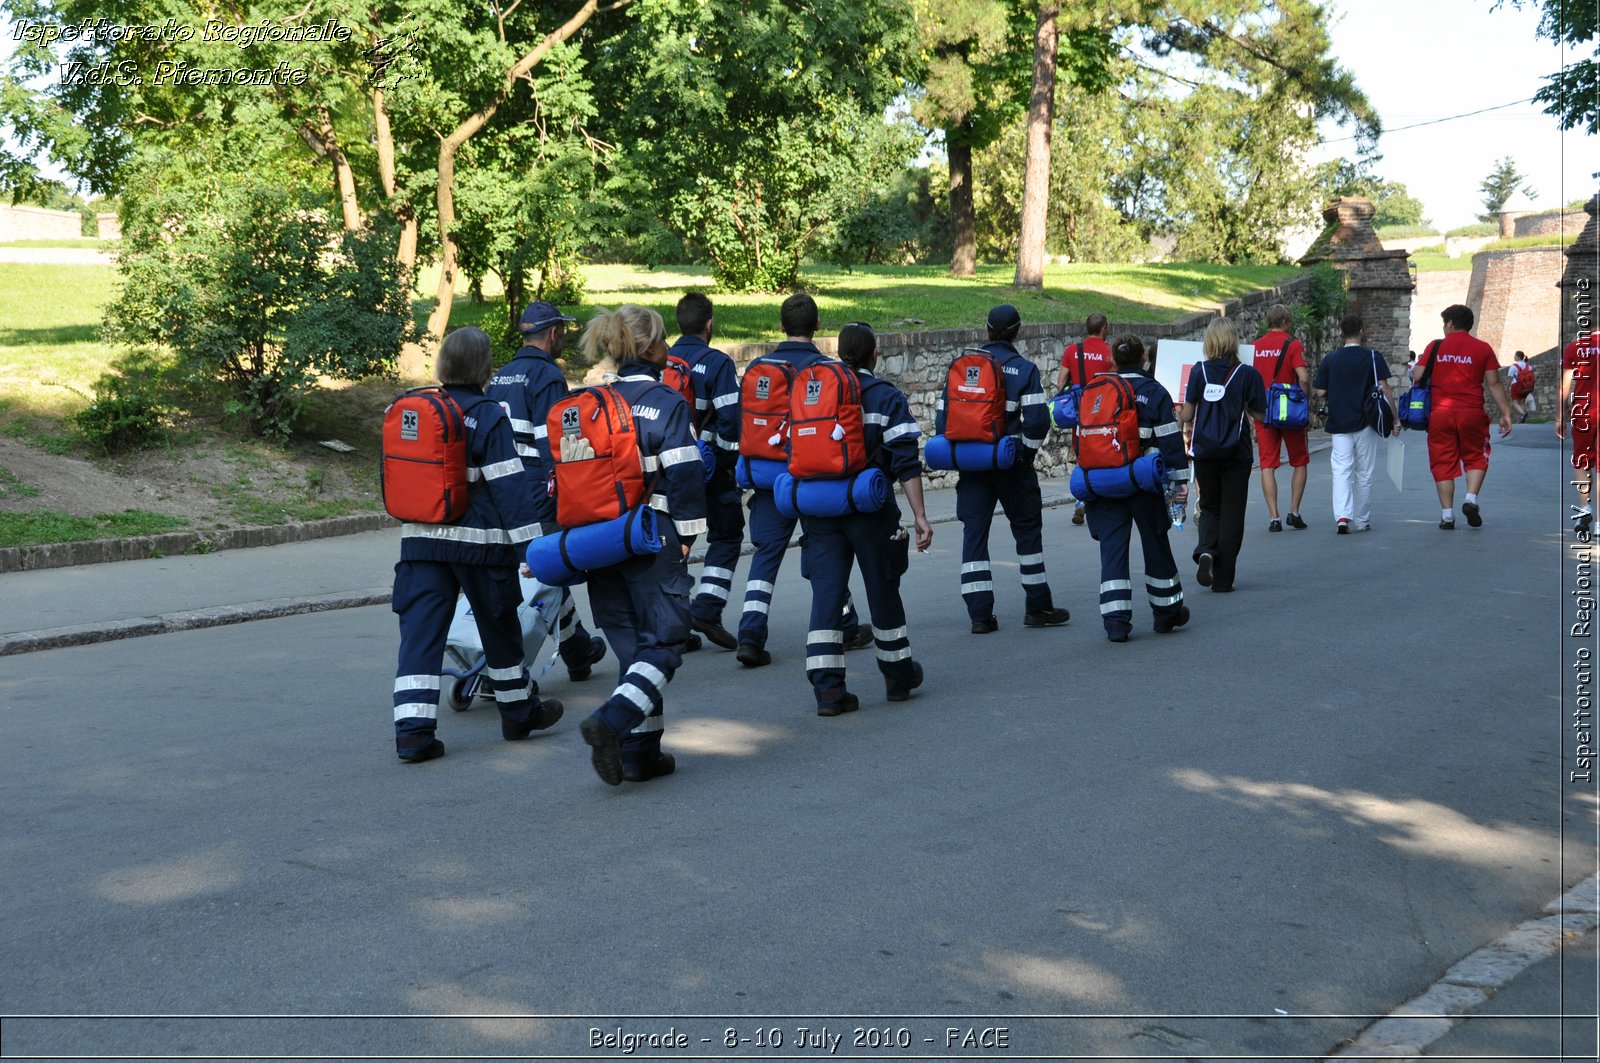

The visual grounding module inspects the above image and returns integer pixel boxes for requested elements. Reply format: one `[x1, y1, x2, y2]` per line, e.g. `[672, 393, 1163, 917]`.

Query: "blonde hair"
[581, 304, 665, 365]
[1202, 318, 1240, 365]
[1265, 304, 1292, 330]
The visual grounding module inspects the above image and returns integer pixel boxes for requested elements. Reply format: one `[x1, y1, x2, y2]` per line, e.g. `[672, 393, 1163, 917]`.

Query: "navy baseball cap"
[987, 303, 1022, 331]
[518, 301, 577, 333]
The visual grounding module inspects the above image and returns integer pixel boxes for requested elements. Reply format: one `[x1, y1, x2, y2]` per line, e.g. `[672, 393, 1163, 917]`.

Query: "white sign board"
[1151, 340, 1256, 405]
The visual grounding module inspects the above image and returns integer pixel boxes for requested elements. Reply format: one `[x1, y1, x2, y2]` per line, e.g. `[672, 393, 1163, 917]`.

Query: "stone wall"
[0, 204, 82, 241]
[95, 212, 121, 240]
[1466, 246, 1564, 358]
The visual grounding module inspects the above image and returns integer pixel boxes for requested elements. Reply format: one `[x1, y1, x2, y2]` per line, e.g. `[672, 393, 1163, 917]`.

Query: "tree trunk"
[1014, 0, 1058, 290]
[318, 107, 362, 231]
[948, 135, 976, 277]
[422, 0, 621, 350]
[506, 267, 525, 342]
[373, 86, 418, 275]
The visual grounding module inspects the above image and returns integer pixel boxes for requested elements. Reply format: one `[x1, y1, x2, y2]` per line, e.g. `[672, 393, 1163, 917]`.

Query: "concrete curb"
[0, 513, 395, 574]
[0, 495, 1077, 656]
[1324, 872, 1600, 1059]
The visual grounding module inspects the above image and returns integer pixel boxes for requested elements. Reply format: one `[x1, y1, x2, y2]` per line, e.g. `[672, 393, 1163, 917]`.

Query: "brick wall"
[0, 205, 82, 241]
[1515, 209, 1587, 240]
[1466, 247, 1564, 358]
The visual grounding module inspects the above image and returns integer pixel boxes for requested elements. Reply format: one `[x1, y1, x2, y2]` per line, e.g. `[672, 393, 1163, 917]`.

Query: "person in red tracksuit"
[1057, 311, 1114, 527]
[1411, 304, 1513, 530]
[1249, 304, 1312, 532]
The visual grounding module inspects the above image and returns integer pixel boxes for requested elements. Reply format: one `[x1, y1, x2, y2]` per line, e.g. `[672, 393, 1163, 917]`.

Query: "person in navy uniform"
[938, 304, 1070, 634]
[735, 292, 866, 667]
[800, 323, 935, 715]
[390, 327, 564, 762]
[488, 301, 608, 682]
[1080, 334, 1191, 642]
[669, 292, 744, 650]
[536, 305, 709, 786]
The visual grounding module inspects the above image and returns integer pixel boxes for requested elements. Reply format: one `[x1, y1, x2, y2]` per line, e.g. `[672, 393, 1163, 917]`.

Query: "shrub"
[1446, 222, 1497, 238]
[70, 350, 172, 453]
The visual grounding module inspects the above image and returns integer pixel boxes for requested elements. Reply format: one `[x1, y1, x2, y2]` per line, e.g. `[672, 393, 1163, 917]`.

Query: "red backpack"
[1074, 375, 1142, 470]
[739, 359, 797, 462]
[788, 361, 867, 479]
[546, 384, 649, 527]
[943, 348, 1008, 442]
[1512, 364, 1535, 398]
[663, 354, 699, 424]
[381, 387, 483, 524]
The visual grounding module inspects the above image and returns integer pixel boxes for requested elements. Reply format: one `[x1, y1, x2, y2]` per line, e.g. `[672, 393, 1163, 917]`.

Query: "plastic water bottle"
[1166, 485, 1186, 531]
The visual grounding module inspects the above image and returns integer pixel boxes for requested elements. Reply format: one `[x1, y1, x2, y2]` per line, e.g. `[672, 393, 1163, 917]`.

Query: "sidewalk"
[0, 481, 1073, 655]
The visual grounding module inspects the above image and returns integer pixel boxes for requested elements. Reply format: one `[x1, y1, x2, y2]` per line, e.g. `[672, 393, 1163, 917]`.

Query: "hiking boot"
[1071, 505, 1086, 525]
[1336, 519, 1350, 535]
[1153, 605, 1191, 634]
[1285, 512, 1307, 530]
[681, 633, 703, 653]
[579, 716, 624, 786]
[1439, 518, 1455, 530]
[843, 626, 874, 651]
[970, 616, 999, 635]
[886, 661, 924, 702]
[502, 698, 564, 740]
[1024, 607, 1070, 627]
[690, 615, 738, 650]
[816, 692, 861, 717]
[736, 643, 772, 668]
[1196, 552, 1214, 587]
[1463, 501, 1482, 528]
[1268, 519, 1283, 533]
[565, 636, 607, 681]
[622, 752, 676, 782]
[398, 738, 445, 764]
[1106, 629, 1130, 643]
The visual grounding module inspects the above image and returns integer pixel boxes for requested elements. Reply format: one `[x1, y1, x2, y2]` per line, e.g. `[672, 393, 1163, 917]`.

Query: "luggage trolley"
[441, 572, 563, 712]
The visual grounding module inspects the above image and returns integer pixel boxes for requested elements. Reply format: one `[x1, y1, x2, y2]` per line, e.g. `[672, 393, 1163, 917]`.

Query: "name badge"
[1203, 383, 1226, 402]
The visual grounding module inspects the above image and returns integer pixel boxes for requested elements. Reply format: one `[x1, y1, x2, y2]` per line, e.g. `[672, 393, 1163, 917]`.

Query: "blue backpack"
[1050, 343, 1088, 429]
[1263, 338, 1309, 429]
[1397, 341, 1437, 430]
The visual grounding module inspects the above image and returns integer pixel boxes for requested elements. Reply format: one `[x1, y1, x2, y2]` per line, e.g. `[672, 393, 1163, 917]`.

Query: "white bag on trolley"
[441, 571, 563, 710]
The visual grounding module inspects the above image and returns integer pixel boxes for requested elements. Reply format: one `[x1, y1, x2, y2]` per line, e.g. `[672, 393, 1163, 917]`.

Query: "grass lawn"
[0, 239, 117, 250]
[1412, 249, 1474, 273]
[0, 508, 187, 549]
[0, 262, 122, 450]
[421, 261, 1303, 345]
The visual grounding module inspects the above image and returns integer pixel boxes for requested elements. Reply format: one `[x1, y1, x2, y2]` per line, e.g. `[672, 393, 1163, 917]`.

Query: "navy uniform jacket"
[1118, 370, 1190, 483]
[667, 334, 741, 465]
[533, 360, 709, 541]
[397, 385, 542, 566]
[855, 368, 923, 484]
[487, 343, 568, 525]
[933, 340, 1050, 455]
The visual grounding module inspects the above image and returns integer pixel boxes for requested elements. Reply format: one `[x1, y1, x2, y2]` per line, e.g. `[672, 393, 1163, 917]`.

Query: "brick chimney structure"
[1299, 197, 1414, 359]
[1560, 194, 1599, 348]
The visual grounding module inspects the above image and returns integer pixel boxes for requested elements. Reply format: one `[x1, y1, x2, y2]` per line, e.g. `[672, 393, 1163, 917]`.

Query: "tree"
[1013, 0, 1059, 289]
[1314, 159, 1430, 228]
[1478, 155, 1537, 220]
[1499, 0, 1600, 135]
[589, 0, 918, 292]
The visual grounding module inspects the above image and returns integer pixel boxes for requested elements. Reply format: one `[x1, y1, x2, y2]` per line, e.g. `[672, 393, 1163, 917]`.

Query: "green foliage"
[1314, 159, 1431, 228]
[1446, 222, 1498, 238]
[0, 464, 41, 499]
[0, 509, 188, 549]
[1478, 156, 1536, 221]
[1375, 225, 1441, 240]
[821, 166, 952, 268]
[590, 0, 920, 291]
[1292, 263, 1346, 342]
[1480, 232, 1580, 252]
[72, 352, 171, 454]
[105, 181, 414, 441]
[1500, 0, 1600, 134]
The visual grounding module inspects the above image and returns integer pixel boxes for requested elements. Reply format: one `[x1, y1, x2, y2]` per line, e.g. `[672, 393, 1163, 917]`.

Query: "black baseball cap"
[518, 301, 577, 333]
[987, 304, 1022, 332]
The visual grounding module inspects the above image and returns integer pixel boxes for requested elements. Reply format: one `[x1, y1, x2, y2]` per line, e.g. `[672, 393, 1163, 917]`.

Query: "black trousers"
[1191, 454, 1252, 590]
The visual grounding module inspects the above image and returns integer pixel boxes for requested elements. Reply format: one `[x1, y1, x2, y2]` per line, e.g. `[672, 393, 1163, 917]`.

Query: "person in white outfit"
[1313, 314, 1398, 533]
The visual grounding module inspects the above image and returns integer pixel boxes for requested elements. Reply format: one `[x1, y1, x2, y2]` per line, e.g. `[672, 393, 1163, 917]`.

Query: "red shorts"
[1254, 423, 1308, 469]
[1426, 405, 1491, 481]
[1574, 425, 1597, 471]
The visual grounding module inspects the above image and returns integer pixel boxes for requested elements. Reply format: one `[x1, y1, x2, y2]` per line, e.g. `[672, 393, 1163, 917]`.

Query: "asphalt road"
[1, 431, 1592, 1061]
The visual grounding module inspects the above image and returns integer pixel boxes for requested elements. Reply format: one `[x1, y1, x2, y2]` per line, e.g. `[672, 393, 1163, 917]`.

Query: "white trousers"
[1330, 428, 1380, 527]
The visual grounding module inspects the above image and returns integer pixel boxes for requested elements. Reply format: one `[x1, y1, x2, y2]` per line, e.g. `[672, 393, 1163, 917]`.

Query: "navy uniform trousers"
[392, 560, 541, 755]
[690, 463, 746, 625]
[738, 489, 858, 650]
[800, 505, 913, 706]
[1083, 492, 1185, 637]
[955, 462, 1055, 620]
[586, 526, 694, 770]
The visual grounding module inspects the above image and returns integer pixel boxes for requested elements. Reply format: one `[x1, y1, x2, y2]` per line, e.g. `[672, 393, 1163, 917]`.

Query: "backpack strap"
[1274, 336, 1292, 384]
[1076, 342, 1086, 386]
[1420, 341, 1440, 387]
